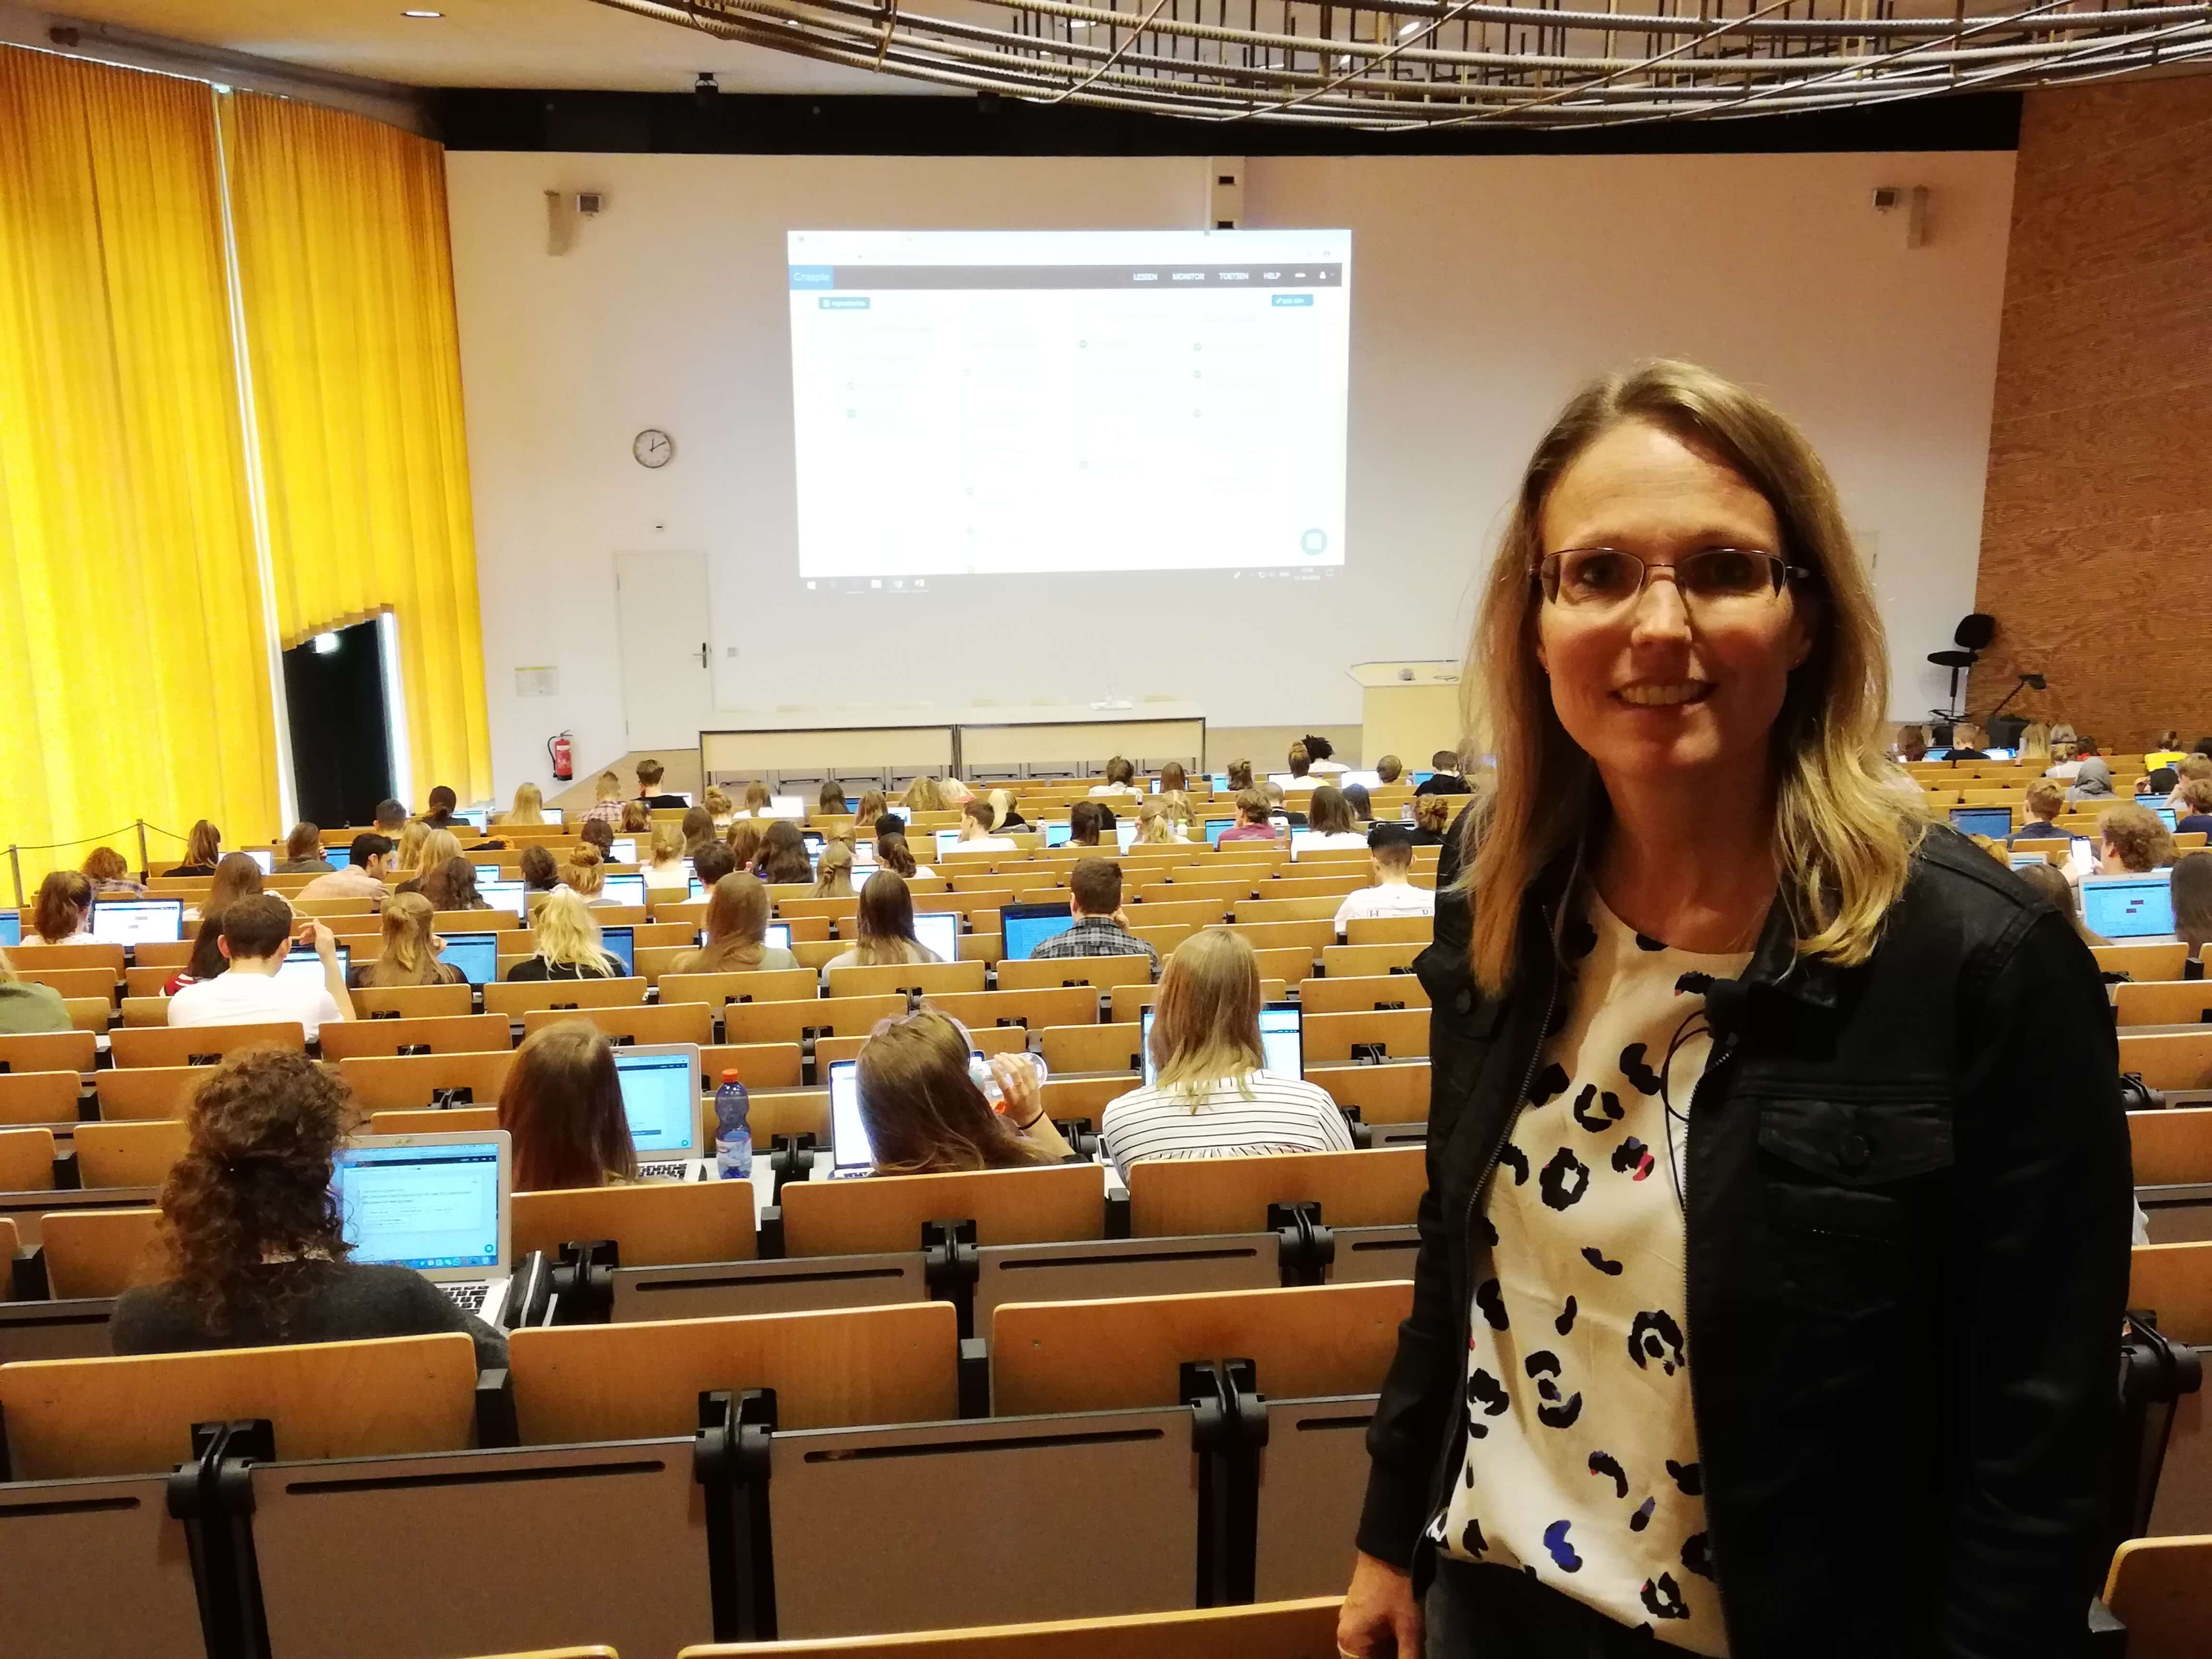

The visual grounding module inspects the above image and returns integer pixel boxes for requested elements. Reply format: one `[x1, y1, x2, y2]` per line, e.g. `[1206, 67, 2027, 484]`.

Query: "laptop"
[2080, 875, 2176, 940]
[1338, 770, 1383, 790]
[878, 805, 910, 825]
[688, 877, 709, 901]
[1411, 771, 1435, 786]
[2156, 805, 2179, 831]
[609, 838, 637, 863]
[1948, 806, 2014, 840]
[935, 829, 964, 858]
[480, 879, 528, 918]
[91, 898, 184, 944]
[1115, 823, 1139, 852]
[333, 1131, 513, 1322]
[0, 912, 18, 947]
[1210, 774, 1231, 792]
[1043, 821, 1074, 848]
[1142, 1001, 1303, 1086]
[1289, 830, 1358, 861]
[1002, 902, 1075, 961]
[601, 873, 647, 906]
[2008, 852, 2058, 871]
[601, 925, 636, 976]
[827, 1058, 874, 1177]
[853, 840, 878, 871]
[243, 849, 275, 874]
[914, 911, 961, 962]
[613, 1043, 709, 1181]
[440, 931, 500, 986]
[473, 861, 503, 878]
[277, 943, 349, 990]
[764, 796, 806, 819]
[1982, 747, 2015, 761]
[1204, 818, 1237, 848]
[766, 922, 793, 951]
[455, 808, 490, 832]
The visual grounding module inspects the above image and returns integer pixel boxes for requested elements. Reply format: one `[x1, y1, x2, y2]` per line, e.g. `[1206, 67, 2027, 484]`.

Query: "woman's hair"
[679, 807, 717, 858]
[283, 822, 322, 863]
[1148, 929, 1266, 1105]
[2180, 778, 2212, 814]
[1225, 760, 1255, 791]
[856, 1009, 1044, 1174]
[2024, 780, 2067, 822]
[2013, 862, 2104, 946]
[532, 888, 620, 973]
[811, 839, 857, 898]
[202, 851, 264, 914]
[1301, 734, 1336, 763]
[153, 1050, 357, 1335]
[1413, 794, 1453, 834]
[1104, 757, 1135, 788]
[2172, 852, 2212, 951]
[757, 820, 814, 885]
[1158, 762, 1188, 794]
[393, 820, 429, 876]
[32, 870, 93, 942]
[559, 846, 607, 899]
[499, 1021, 636, 1191]
[1343, 783, 1373, 822]
[1233, 788, 1271, 826]
[1286, 742, 1311, 778]
[975, 789, 1012, 832]
[1136, 800, 1177, 843]
[2099, 803, 2175, 872]
[82, 846, 132, 883]
[520, 844, 560, 890]
[1069, 800, 1106, 845]
[817, 780, 849, 814]
[577, 818, 614, 857]
[1896, 724, 1929, 762]
[0, 946, 17, 984]
[2017, 722, 2051, 764]
[856, 790, 888, 828]
[1307, 785, 1356, 836]
[506, 783, 545, 827]
[361, 892, 445, 987]
[419, 828, 466, 874]
[873, 825, 919, 877]
[420, 856, 484, 912]
[724, 818, 766, 870]
[1458, 359, 1922, 995]
[619, 802, 651, 834]
[692, 873, 774, 971]
[703, 786, 733, 819]
[904, 776, 945, 812]
[851, 871, 931, 964]
[184, 820, 221, 866]
[742, 780, 773, 812]
[647, 823, 686, 866]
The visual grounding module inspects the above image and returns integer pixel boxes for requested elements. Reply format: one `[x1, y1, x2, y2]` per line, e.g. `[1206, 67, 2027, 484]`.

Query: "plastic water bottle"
[714, 1069, 752, 1179]
[970, 1051, 1050, 1111]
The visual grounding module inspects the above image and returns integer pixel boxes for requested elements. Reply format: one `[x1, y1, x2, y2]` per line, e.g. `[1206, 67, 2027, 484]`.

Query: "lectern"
[1348, 661, 1461, 767]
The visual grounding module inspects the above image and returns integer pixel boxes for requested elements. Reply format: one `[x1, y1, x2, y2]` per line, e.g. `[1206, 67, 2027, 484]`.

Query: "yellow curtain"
[0, 50, 279, 875]
[217, 90, 491, 805]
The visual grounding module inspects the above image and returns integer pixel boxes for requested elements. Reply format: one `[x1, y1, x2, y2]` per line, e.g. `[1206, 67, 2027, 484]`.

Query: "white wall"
[445, 148, 2015, 796]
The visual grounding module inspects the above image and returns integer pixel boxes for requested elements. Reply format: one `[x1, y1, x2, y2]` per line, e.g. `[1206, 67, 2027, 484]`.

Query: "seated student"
[855, 1008, 1070, 1173]
[811, 838, 858, 900]
[1223, 758, 1256, 793]
[724, 818, 766, 873]
[350, 893, 465, 990]
[1217, 788, 1279, 843]
[419, 856, 490, 913]
[2098, 802, 2176, 873]
[2066, 755, 2119, 807]
[1341, 782, 1374, 824]
[729, 780, 775, 821]
[1099, 930, 1353, 1178]
[1299, 786, 1369, 850]
[1939, 721, 1991, 761]
[618, 801, 652, 836]
[2176, 778, 2212, 840]
[582, 770, 626, 826]
[1281, 741, 1319, 791]
[817, 780, 850, 817]
[2145, 730, 2187, 772]
[1067, 799, 1109, 849]
[702, 786, 736, 829]
[1134, 799, 1183, 844]
[370, 798, 409, 837]
[0, 946, 72, 1034]
[1334, 826, 1439, 932]
[1262, 781, 1307, 831]
[1029, 857, 1162, 978]
[498, 1021, 642, 1192]
[1374, 754, 1404, 786]
[824, 872, 943, 971]
[1089, 757, 1140, 798]
[400, 829, 468, 894]
[755, 819, 815, 885]
[418, 786, 463, 831]
[110, 1050, 505, 1368]
[1414, 749, 1469, 796]
[1406, 793, 1454, 847]
[169, 906, 234, 998]
[952, 797, 1019, 854]
[168, 896, 352, 1039]
[2140, 767, 2180, 803]
[2166, 753, 2212, 809]
[692, 841, 737, 889]
[24, 870, 94, 945]
[634, 758, 689, 811]
[185, 851, 266, 927]
[641, 824, 690, 890]
[2174, 852, 2212, 964]
[576, 818, 616, 860]
[674, 872, 801, 974]
[299, 834, 392, 905]
[167, 818, 224, 877]
[272, 823, 334, 875]
[517, 843, 561, 897]
[902, 775, 946, 813]
[679, 806, 719, 861]
[1152, 764, 1196, 833]
[81, 846, 145, 897]
[505, 888, 625, 981]
[986, 789, 1029, 832]
[556, 847, 622, 909]
[870, 817, 934, 878]
[2008, 781, 2070, 846]
[854, 789, 888, 830]
[1299, 733, 1349, 776]
[499, 781, 547, 829]
[2014, 861, 2108, 948]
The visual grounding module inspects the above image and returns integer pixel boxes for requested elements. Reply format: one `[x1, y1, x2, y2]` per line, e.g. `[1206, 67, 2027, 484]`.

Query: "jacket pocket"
[1752, 1093, 1952, 1310]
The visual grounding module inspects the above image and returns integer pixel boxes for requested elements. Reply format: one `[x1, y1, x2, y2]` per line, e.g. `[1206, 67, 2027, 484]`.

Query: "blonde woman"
[505, 888, 623, 982]
[350, 894, 464, 989]
[1340, 361, 2128, 1659]
[673, 873, 800, 974]
[1134, 799, 1179, 844]
[1098, 930, 1348, 1178]
[642, 824, 689, 891]
[855, 790, 888, 829]
[2016, 721, 2051, 767]
[167, 819, 223, 877]
[392, 820, 431, 880]
[413, 829, 466, 882]
[903, 776, 945, 813]
[502, 782, 547, 829]
[703, 786, 736, 829]
[811, 839, 857, 899]
[736, 780, 774, 819]
[557, 847, 619, 908]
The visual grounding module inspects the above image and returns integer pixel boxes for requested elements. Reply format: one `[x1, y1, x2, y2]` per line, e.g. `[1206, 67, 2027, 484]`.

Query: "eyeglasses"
[1533, 547, 1811, 617]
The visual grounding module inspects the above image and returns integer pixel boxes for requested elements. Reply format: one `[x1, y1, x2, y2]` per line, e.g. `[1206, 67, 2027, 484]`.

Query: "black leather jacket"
[1357, 819, 2132, 1658]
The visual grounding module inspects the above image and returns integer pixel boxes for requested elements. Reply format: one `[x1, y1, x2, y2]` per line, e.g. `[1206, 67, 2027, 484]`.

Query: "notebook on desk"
[334, 1130, 514, 1324]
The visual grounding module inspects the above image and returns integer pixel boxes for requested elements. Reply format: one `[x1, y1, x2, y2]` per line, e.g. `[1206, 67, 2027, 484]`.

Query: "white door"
[613, 551, 714, 749]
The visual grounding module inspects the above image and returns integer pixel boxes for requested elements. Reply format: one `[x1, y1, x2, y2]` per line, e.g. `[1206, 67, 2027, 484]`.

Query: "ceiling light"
[313, 633, 340, 655]
[402, 9, 442, 16]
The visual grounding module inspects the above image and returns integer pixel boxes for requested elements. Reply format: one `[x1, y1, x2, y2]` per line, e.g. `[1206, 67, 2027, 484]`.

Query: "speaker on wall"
[1209, 158, 1244, 230]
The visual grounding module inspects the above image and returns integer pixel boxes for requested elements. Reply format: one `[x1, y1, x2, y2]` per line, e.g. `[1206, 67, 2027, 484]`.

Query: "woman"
[1301, 733, 1349, 776]
[724, 818, 766, 873]
[557, 848, 620, 908]
[391, 820, 431, 882]
[419, 856, 490, 913]
[501, 782, 547, 829]
[855, 790, 889, 829]
[2014, 861, 2110, 949]
[2062, 749, 2112, 799]
[673, 873, 801, 974]
[575, 819, 616, 861]
[643, 824, 691, 890]
[24, 870, 94, 945]
[811, 839, 857, 899]
[1067, 800, 1109, 849]
[1338, 362, 2128, 1659]
[2172, 851, 2212, 963]
[273, 823, 334, 875]
[81, 846, 144, 897]
[986, 789, 1029, 832]
[1088, 757, 1139, 798]
[679, 806, 719, 861]
[756, 819, 814, 886]
[2017, 721, 2052, 768]
[735, 780, 774, 819]
[1224, 759, 1256, 793]
[825, 872, 942, 970]
[1154, 764, 1196, 831]
[2097, 802, 2175, 873]
[519, 843, 561, 895]
[416, 829, 467, 880]
[1099, 930, 1351, 1179]
[351, 893, 465, 989]
[1406, 793, 1453, 848]
[166, 819, 222, 877]
[1342, 782, 1375, 824]
[817, 780, 850, 817]
[1134, 799, 1180, 844]
[703, 786, 736, 829]
[497, 1022, 639, 1191]
[618, 801, 651, 836]
[1299, 785, 1369, 849]
[903, 776, 946, 813]
[1281, 742, 1317, 791]
[505, 888, 624, 981]
[0, 946, 72, 1033]
[855, 1008, 1069, 1173]
[110, 1050, 505, 1366]
[871, 817, 933, 879]
[183, 849, 267, 929]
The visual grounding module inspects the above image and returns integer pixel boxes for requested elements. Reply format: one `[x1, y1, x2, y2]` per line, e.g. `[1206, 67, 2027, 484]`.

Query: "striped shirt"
[1099, 1071, 1354, 1178]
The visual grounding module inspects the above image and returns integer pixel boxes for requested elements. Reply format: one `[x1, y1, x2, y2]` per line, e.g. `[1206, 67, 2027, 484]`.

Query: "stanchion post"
[6, 845, 20, 910]
[135, 819, 150, 882]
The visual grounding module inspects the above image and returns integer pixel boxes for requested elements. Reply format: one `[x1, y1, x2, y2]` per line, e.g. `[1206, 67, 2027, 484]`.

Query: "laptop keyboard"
[444, 1283, 490, 1314]
[637, 1160, 690, 1180]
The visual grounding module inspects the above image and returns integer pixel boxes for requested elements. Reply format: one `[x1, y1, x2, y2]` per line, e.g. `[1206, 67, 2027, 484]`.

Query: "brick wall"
[1972, 75, 2212, 750]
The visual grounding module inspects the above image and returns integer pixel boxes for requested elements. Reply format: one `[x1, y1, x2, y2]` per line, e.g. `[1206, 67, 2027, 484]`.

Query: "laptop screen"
[1210, 774, 1230, 792]
[2080, 877, 2175, 940]
[440, 931, 499, 986]
[609, 839, 637, 863]
[455, 808, 490, 831]
[1043, 821, 1073, 848]
[334, 1139, 504, 1272]
[1002, 902, 1074, 962]
[913, 911, 961, 962]
[278, 944, 349, 990]
[1948, 806, 2013, 840]
[613, 1046, 698, 1154]
[765, 797, 806, 819]
[0, 911, 18, 947]
[2008, 853, 2056, 871]
[1115, 823, 1139, 852]
[766, 922, 793, 951]
[935, 829, 963, 858]
[91, 899, 184, 944]
[1337, 770, 1383, 790]
[1204, 818, 1236, 848]
[1142, 1002, 1302, 1086]
[2156, 805, 2179, 831]
[829, 1059, 873, 1170]
[878, 805, 910, 824]
[1411, 771, 1434, 786]
[480, 880, 527, 918]
[1982, 747, 2015, 761]
[602, 873, 647, 906]
[473, 861, 503, 878]
[243, 848, 274, 874]
[601, 926, 635, 975]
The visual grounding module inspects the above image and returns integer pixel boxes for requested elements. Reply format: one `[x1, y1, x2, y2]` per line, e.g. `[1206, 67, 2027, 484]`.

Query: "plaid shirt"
[1028, 915, 1161, 979]
[581, 798, 625, 826]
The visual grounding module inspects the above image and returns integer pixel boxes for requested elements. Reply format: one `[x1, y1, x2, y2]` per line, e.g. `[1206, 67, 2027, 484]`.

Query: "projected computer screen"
[788, 228, 1350, 579]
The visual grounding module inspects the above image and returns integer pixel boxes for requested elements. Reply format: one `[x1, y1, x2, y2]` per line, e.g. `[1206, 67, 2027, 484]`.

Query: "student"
[618, 802, 652, 836]
[557, 848, 620, 908]
[1333, 827, 1439, 932]
[755, 819, 814, 886]
[371, 799, 409, 836]
[81, 846, 144, 897]
[703, 786, 736, 829]
[855, 1008, 1070, 1173]
[2166, 753, 2212, 809]
[855, 789, 889, 830]
[505, 889, 625, 981]
[2016, 722, 2052, 768]
[390, 820, 430, 883]
[24, 870, 94, 945]
[2014, 861, 2108, 948]
[641, 824, 691, 891]
[1157, 761, 1191, 795]
[1406, 793, 1453, 848]
[1300, 733, 1349, 776]
[1299, 786, 1369, 849]
[953, 798, 1018, 853]
[1223, 759, 1256, 793]
[1088, 757, 1140, 798]
[2140, 766, 2179, 801]
[1941, 720, 1991, 761]
[903, 776, 946, 813]
[1067, 800, 1109, 849]
[185, 851, 267, 928]
[1374, 755, 1405, 786]
[1281, 742, 1319, 790]
[412, 829, 468, 885]
[986, 789, 1029, 832]
[298, 834, 392, 905]
[817, 780, 849, 817]
[272, 823, 334, 875]
[2050, 735, 2098, 784]
[517, 843, 561, 896]
[732, 780, 775, 819]
[692, 842, 736, 889]
[824, 872, 943, 970]
[811, 838, 858, 900]
[1217, 788, 1279, 843]
[1263, 781, 1302, 831]
[1134, 800, 1181, 844]
[2008, 781, 2070, 846]
[1153, 764, 1196, 833]
[110, 1050, 505, 1367]
[870, 817, 933, 879]
[2173, 852, 2212, 963]
[2176, 778, 2212, 839]
[167, 819, 223, 876]
[1413, 749, 1469, 796]
[2145, 730, 2187, 771]
[168, 896, 352, 1039]
[1029, 857, 1161, 978]
[2098, 802, 2176, 873]
[1099, 930, 1351, 1178]
[634, 758, 688, 810]
[723, 818, 766, 873]
[419, 856, 490, 913]
[351, 893, 465, 989]
[501, 782, 547, 828]
[418, 786, 462, 831]
[1341, 783, 1374, 824]
[0, 946, 72, 1034]
[679, 806, 719, 860]
[673, 873, 801, 974]
[498, 1022, 639, 1192]
[581, 771, 626, 826]
[577, 818, 616, 860]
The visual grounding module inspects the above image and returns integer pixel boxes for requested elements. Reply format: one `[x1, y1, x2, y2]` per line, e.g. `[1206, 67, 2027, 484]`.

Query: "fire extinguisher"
[548, 730, 574, 781]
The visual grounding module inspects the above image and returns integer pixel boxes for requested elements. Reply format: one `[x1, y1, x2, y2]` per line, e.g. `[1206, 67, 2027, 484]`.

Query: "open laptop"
[277, 943, 350, 990]
[827, 1058, 874, 1177]
[454, 808, 490, 832]
[1043, 821, 1074, 848]
[935, 829, 964, 858]
[601, 873, 647, 906]
[914, 911, 961, 962]
[766, 921, 793, 952]
[609, 838, 637, 863]
[243, 849, 275, 874]
[2080, 875, 2176, 941]
[1204, 818, 1237, 848]
[601, 925, 636, 975]
[0, 911, 18, 947]
[1002, 902, 1075, 961]
[91, 898, 184, 944]
[1115, 823, 1139, 852]
[439, 931, 500, 986]
[1337, 770, 1383, 790]
[764, 796, 806, 819]
[479, 879, 528, 919]
[1142, 1001, 1303, 1086]
[613, 1043, 709, 1181]
[1948, 806, 2014, 840]
[2155, 805, 2179, 831]
[333, 1130, 513, 1322]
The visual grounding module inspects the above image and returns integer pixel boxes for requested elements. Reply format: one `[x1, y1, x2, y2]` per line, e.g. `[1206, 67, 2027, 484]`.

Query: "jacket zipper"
[1682, 1025, 1742, 1655]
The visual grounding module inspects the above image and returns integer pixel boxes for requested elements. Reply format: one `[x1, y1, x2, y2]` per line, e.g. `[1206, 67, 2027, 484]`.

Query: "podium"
[1348, 661, 1462, 767]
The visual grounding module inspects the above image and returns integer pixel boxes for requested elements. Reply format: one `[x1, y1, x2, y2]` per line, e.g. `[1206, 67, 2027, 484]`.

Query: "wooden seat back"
[1037, 1025, 1144, 1075]
[15, 965, 119, 1001]
[0, 1030, 96, 1074]
[109, 1022, 305, 1069]
[519, 1002, 714, 1047]
[2102, 1535, 2212, 1659]
[2119, 1032, 2212, 1092]
[40, 1206, 164, 1298]
[1297, 974, 1432, 1015]
[2130, 1107, 2212, 1186]
[659, 969, 820, 1007]
[5, 943, 125, 974]
[514, 1179, 757, 1267]
[1107, 979, 1286, 1024]
[1120, 899, 1227, 929]
[1322, 942, 1422, 977]
[370, 1105, 502, 1136]
[720, 994, 906, 1048]
[1233, 897, 1344, 926]
[2130, 1240, 2212, 1345]
[74, 1119, 190, 1189]
[825, 961, 988, 1000]
[94, 1066, 209, 1122]
[697, 1043, 806, 1090]
[929, 987, 1099, 1032]
[1127, 1146, 1426, 1238]
[1304, 1008, 1429, 1063]
[0, 1070, 80, 1126]
[1308, 1062, 1431, 1125]
[319, 1013, 516, 1060]
[1344, 916, 1432, 947]
[482, 978, 649, 1016]
[0, 1127, 57, 1192]
[337, 1049, 518, 1111]
[119, 995, 173, 1027]
[995, 956, 1154, 994]
[2116, 982, 2212, 1028]
[782, 1163, 1107, 1257]
[350, 983, 475, 1020]
[671, 1598, 1345, 1658]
